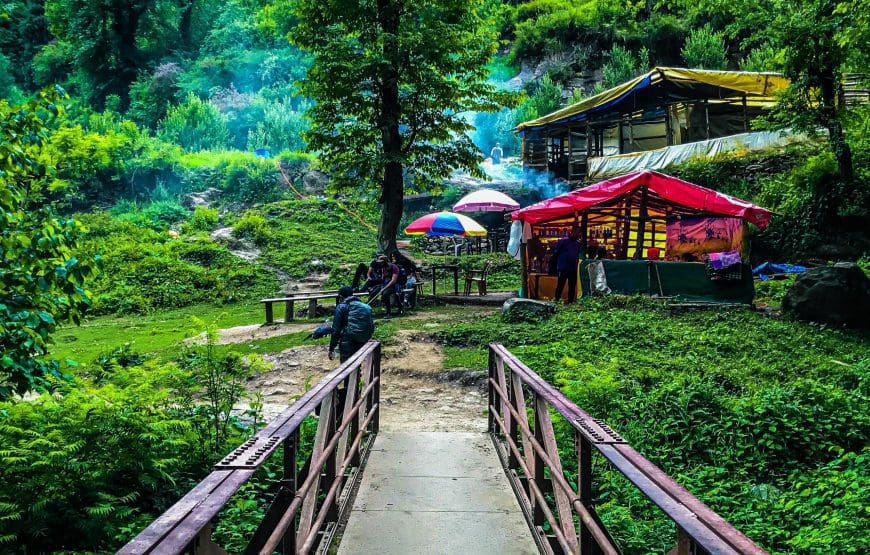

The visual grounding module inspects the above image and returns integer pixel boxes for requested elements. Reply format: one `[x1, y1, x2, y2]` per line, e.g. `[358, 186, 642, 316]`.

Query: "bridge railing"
[488, 343, 766, 555]
[120, 341, 381, 555]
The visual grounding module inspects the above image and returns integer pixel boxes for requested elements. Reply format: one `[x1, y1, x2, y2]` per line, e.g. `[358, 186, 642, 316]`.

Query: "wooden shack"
[516, 68, 791, 183]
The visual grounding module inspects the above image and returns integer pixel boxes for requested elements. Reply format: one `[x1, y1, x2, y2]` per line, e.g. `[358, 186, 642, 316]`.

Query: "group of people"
[351, 252, 421, 318]
[329, 252, 421, 363]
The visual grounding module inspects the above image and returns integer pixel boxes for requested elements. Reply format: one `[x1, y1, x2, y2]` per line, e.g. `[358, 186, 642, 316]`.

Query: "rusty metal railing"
[488, 343, 767, 555]
[120, 341, 381, 555]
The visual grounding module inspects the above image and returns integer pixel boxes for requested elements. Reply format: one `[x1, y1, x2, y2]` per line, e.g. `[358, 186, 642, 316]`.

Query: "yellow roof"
[516, 67, 790, 132]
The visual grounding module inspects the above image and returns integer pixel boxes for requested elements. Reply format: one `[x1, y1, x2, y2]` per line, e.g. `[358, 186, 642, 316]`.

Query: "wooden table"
[430, 264, 460, 295]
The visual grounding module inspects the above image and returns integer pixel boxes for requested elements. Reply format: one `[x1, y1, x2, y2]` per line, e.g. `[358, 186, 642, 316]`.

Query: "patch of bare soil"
[246, 344, 338, 422]
[216, 323, 316, 344]
[241, 329, 485, 432]
[378, 330, 485, 432]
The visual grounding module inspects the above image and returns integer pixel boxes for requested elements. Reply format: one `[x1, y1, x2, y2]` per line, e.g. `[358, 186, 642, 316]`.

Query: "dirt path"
[243, 329, 486, 431]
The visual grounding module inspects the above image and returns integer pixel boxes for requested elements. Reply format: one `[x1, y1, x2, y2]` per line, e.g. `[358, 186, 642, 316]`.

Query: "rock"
[184, 187, 222, 208]
[782, 263, 870, 328]
[502, 298, 555, 322]
[302, 170, 330, 195]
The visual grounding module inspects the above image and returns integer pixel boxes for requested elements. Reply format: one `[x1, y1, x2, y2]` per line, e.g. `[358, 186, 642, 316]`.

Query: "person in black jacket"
[328, 286, 375, 362]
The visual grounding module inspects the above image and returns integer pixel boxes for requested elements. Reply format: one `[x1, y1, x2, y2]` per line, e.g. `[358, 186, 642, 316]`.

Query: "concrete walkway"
[338, 431, 538, 555]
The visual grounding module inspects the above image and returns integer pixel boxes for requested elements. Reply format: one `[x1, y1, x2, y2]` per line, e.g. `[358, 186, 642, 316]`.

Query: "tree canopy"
[291, 0, 515, 252]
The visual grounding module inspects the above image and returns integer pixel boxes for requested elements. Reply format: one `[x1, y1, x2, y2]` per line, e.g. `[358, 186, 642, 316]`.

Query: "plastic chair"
[463, 261, 491, 296]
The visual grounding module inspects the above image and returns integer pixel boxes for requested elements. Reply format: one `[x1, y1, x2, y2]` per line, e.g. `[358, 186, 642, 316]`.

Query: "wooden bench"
[261, 292, 341, 323]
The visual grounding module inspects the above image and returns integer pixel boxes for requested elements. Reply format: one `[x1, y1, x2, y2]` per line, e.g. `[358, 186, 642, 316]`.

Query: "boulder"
[502, 298, 555, 322]
[782, 263, 870, 328]
[184, 187, 222, 208]
[302, 170, 330, 195]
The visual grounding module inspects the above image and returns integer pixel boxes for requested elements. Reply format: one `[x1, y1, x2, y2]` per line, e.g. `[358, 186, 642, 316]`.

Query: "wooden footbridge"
[120, 342, 766, 555]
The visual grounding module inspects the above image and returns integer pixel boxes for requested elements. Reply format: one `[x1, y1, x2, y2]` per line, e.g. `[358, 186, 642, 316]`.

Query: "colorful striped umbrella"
[453, 189, 520, 212]
[404, 211, 487, 237]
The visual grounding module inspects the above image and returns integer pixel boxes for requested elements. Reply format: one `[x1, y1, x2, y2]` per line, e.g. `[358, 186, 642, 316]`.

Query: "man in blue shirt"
[553, 228, 582, 303]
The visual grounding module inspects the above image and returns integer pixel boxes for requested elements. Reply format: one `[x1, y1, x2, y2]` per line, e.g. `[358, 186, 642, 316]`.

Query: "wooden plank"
[510, 374, 533, 479]
[535, 395, 580, 552]
[336, 368, 360, 474]
[296, 392, 334, 547]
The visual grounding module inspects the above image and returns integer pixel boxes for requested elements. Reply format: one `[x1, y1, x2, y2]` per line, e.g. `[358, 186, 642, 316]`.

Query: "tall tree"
[769, 0, 855, 180]
[292, 0, 513, 253]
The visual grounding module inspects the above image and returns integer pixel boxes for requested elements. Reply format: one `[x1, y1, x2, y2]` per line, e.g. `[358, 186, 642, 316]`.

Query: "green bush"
[187, 206, 220, 232]
[233, 211, 271, 245]
[682, 25, 728, 70]
[157, 93, 231, 152]
[76, 212, 277, 315]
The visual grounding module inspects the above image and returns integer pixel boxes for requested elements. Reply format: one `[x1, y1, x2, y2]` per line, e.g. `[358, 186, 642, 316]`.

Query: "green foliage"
[186, 206, 219, 233]
[511, 74, 563, 128]
[76, 211, 277, 315]
[231, 198, 380, 286]
[232, 211, 270, 246]
[438, 296, 870, 552]
[0, 92, 97, 397]
[176, 318, 267, 455]
[739, 43, 781, 72]
[0, 364, 200, 550]
[601, 44, 642, 89]
[158, 93, 231, 152]
[507, 0, 626, 63]
[682, 24, 728, 69]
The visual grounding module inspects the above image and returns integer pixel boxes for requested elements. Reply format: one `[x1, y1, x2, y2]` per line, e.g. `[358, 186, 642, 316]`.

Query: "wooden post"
[617, 119, 624, 154]
[576, 431, 594, 554]
[265, 302, 274, 324]
[742, 95, 749, 132]
[634, 186, 649, 259]
[531, 394, 546, 527]
[284, 300, 294, 323]
[308, 298, 317, 318]
[621, 195, 633, 258]
[664, 105, 674, 146]
[586, 122, 592, 158]
[566, 129, 572, 181]
[704, 99, 710, 140]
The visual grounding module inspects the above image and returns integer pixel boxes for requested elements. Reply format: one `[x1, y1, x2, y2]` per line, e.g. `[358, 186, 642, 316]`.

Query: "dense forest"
[0, 0, 868, 552]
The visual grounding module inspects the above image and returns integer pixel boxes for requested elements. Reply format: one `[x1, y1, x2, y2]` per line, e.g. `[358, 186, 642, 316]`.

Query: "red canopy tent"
[512, 170, 771, 229]
[511, 170, 772, 302]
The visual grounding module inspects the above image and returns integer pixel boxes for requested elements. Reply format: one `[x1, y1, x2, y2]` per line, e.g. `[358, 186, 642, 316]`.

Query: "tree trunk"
[818, 39, 853, 181]
[376, 0, 403, 255]
[179, 0, 195, 52]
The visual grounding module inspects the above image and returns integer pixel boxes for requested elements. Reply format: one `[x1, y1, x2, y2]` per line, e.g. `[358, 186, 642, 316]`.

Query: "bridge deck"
[338, 431, 537, 555]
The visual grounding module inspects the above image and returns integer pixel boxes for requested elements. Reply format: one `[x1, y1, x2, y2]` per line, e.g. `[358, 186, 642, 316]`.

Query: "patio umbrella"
[405, 211, 487, 237]
[453, 189, 519, 212]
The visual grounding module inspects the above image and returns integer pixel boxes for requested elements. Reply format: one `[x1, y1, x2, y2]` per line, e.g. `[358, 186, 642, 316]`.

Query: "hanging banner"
[666, 217, 744, 260]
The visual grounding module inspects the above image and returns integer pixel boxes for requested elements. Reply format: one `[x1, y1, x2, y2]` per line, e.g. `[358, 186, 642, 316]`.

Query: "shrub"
[233, 211, 271, 245]
[682, 25, 728, 70]
[158, 93, 231, 152]
[187, 206, 220, 233]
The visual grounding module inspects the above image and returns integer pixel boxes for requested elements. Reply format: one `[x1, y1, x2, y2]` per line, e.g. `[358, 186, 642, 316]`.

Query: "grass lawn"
[52, 302, 268, 363]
